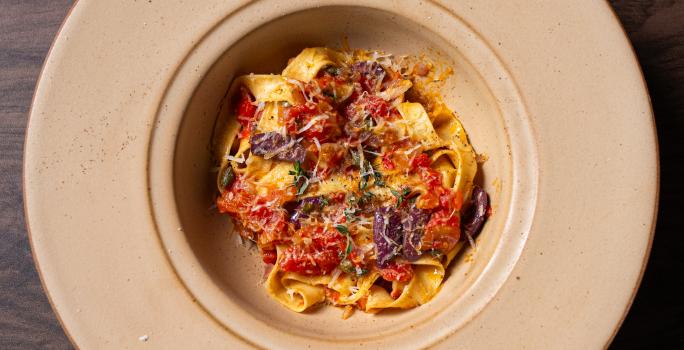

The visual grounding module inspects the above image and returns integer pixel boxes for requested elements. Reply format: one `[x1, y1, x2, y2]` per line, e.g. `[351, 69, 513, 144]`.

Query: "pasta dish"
[212, 47, 489, 316]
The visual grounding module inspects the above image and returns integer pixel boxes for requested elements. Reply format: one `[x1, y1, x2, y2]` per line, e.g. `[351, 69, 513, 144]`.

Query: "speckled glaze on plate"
[24, 1, 657, 349]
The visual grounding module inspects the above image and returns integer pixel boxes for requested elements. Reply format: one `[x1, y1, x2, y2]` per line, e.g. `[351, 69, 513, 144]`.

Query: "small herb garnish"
[325, 66, 341, 76]
[289, 161, 309, 195]
[344, 207, 358, 222]
[358, 160, 375, 191]
[391, 187, 412, 207]
[359, 174, 369, 191]
[323, 89, 337, 102]
[373, 169, 385, 187]
[319, 197, 330, 207]
[347, 193, 359, 206]
[429, 249, 444, 260]
[220, 166, 235, 191]
[338, 259, 355, 274]
[335, 224, 350, 235]
[338, 259, 368, 276]
[335, 224, 353, 259]
[350, 150, 361, 167]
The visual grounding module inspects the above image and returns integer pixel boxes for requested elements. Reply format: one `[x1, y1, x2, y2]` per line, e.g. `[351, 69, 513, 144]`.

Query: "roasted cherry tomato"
[378, 261, 414, 283]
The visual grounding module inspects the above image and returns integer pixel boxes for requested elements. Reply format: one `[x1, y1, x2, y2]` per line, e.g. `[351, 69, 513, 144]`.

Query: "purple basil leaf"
[289, 197, 325, 230]
[352, 61, 385, 92]
[250, 132, 306, 163]
[463, 186, 489, 238]
[373, 206, 403, 268]
[402, 206, 430, 261]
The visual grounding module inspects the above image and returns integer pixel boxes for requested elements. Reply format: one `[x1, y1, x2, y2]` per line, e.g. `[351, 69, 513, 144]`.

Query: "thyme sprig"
[288, 161, 310, 195]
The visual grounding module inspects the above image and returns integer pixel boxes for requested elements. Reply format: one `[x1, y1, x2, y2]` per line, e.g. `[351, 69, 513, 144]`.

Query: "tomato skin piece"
[423, 209, 461, 252]
[378, 261, 414, 283]
[285, 104, 317, 134]
[418, 166, 442, 189]
[236, 87, 257, 139]
[217, 178, 290, 248]
[382, 152, 396, 170]
[439, 189, 463, 212]
[410, 153, 431, 169]
[325, 287, 341, 303]
[249, 206, 287, 246]
[237, 88, 257, 118]
[345, 94, 393, 121]
[284, 104, 340, 142]
[216, 178, 254, 215]
[364, 95, 391, 118]
[356, 296, 368, 311]
[279, 226, 346, 275]
[262, 249, 277, 265]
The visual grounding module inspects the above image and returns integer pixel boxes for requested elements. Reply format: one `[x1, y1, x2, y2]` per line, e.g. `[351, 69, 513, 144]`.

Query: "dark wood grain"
[0, 1, 681, 349]
[0, 1, 74, 349]
[608, 1, 684, 349]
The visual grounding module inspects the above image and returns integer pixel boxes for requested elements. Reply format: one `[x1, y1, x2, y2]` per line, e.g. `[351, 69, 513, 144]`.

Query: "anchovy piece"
[373, 206, 403, 268]
[250, 132, 306, 163]
[402, 206, 430, 261]
[462, 186, 489, 238]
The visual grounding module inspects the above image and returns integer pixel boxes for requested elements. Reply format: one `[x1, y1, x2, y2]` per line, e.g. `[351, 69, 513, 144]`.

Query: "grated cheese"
[327, 268, 342, 288]
[286, 288, 296, 300]
[287, 78, 313, 104]
[404, 144, 422, 155]
[297, 114, 329, 134]
[225, 154, 246, 163]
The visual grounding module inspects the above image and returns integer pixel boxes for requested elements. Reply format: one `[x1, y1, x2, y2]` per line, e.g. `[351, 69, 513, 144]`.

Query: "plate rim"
[22, 0, 659, 348]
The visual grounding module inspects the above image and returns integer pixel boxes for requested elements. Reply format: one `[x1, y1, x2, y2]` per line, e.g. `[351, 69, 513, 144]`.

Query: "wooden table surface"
[1, 1, 682, 349]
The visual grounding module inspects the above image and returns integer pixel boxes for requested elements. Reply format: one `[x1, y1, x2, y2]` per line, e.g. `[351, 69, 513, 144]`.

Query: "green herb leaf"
[373, 170, 385, 187]
[335, 224, 353, 260]
[339, 259, 355, 274]
[346, 193, 358, 205]
[359, 174, 369, 191]
[220, 166, 235, 191]
[344, 208, 357, 222]
[391, 187, 412, 208]
[291, 161, 310, 196]
[325, 66, 341, 76]
[335, 224, 350, 235]
[429, 249, 444, 260]
[296, 179, 309, 195]
[320, 197, 330, 207]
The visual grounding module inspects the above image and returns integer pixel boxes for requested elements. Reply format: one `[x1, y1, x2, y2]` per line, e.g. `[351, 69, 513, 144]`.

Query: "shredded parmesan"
[404, 144, 422, 155]
[286, 288, 296, 300]
[287, 78, 313, 104]
[465, 231, 477, 250]
[327, 268, 342, 288]
[313, 137, 322, 152]
[225, 154, 246, 163]
[363, 149, 381, 156]
[297, 114, 329, 134]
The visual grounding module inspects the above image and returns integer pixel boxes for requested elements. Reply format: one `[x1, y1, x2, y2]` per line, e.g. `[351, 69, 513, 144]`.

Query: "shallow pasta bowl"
[24, 1, 657, 349]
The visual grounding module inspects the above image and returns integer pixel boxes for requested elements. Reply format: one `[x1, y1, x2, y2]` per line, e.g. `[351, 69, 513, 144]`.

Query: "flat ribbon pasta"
[214, 47, 484, 316]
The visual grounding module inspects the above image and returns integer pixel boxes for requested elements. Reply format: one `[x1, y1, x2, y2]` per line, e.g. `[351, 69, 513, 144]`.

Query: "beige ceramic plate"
[25, 1, 657, 349]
